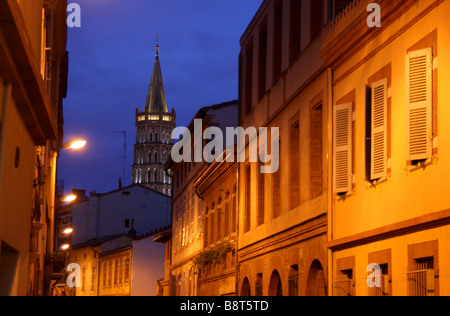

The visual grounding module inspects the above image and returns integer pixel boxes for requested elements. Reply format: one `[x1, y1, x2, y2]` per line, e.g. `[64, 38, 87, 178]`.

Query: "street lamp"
[63, 227, 73, 235]
[62, 139, 87, 150]
[62, 194, 77, 203]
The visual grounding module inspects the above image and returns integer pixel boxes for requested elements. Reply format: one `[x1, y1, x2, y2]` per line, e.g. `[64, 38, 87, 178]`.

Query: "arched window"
[268, 270, 283, 296]
[155, 132, 158, 143]
[241, 278, 251, 296]
[154, 169, 158, 183]
[306, 260, 327, 296]
[148, 152, 152, 164]
[154, 152, 158, 164]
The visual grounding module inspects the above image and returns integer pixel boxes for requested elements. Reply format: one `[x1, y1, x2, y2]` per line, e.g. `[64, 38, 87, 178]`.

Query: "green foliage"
[192, 242, 230, 275]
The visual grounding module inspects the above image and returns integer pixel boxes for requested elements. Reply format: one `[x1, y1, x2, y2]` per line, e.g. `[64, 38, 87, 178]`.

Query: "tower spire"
[156, 34, 159, 57]
[144, 36, 168, 113]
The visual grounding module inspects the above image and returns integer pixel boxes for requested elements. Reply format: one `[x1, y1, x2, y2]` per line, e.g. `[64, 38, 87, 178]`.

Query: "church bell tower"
[132, 41, 176, 196]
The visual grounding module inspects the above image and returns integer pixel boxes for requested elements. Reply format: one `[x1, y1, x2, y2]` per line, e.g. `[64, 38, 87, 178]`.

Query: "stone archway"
[268, 270, 283, 296]
[306, 259, 327, 296]
[241, 277, 251, 296]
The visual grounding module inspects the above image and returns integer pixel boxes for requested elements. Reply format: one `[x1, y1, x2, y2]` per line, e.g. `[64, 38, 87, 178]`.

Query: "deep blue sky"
[58, 0, 263, 195]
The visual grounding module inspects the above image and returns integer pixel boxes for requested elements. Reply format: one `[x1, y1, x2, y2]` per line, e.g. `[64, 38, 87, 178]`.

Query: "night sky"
[58, 0, 263, 196]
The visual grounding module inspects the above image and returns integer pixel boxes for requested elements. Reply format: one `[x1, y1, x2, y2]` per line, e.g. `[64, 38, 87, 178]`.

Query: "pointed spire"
[156, 34, 159, 57]
[144, 37, 168, 113]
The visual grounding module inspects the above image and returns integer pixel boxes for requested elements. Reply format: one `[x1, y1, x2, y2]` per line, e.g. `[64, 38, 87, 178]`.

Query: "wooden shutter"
[334, 103, 353, 193]
[371, 79, 388, 180]
[407, 48, 432, 161]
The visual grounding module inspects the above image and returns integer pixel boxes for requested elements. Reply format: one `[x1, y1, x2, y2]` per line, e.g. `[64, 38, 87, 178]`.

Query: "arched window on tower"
[155, 132, 158, 143]
[154, 169, 158, 183]
[154, 152, 158, 164]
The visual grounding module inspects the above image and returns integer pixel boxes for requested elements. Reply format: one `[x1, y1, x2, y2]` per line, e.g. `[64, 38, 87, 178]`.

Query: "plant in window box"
[192, 242, 231, 276]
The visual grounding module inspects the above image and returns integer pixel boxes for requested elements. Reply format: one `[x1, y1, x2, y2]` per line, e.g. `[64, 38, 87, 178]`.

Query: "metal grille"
[334, 278, 353, 296]
[368, 275, 389, 296]
[407, 263, 435, 296]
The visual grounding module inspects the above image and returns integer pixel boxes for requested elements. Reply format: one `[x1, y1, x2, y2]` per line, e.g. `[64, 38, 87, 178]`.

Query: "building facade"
[0, 0, 68, 296]
[63, 184, 171, 247]
[236, 0, 334, 296]
[163, 101, 238, 296]
[194, 150, 238, 296]
[323, 0, 450, 296]
[132, 44, 176, 196]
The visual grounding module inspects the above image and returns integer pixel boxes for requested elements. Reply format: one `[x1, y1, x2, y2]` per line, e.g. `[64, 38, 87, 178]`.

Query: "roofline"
[240, 0, 270, 46]
[94, 183, 170, 199]
[165, 100, 238, 170]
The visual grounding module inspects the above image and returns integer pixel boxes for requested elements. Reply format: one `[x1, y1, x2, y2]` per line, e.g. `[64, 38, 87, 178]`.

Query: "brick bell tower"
[132, 40, 176, 196]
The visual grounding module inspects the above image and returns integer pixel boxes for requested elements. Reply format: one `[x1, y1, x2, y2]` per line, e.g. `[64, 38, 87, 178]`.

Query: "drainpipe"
[326, 67, 334, 297]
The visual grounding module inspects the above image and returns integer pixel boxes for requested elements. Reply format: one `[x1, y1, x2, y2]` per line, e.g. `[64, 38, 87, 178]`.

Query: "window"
[334, 256, 355, 296]
[102, 262, 107, 289]
[258, 20, 268, 101]
[245, 164, 251, 232]
[310, 0, 324, 41]
[210, 203, 216, 244]
[255, 274, 263, 296]
[124, 258, 130, 285]
[108, 260, 112, 288]
[91, 265, 96, 292]
[257, 161, 265, 226]
[289, 117, 300, 209]
[289, 265, 299, 296]
[407, 48, 433, 163]
[205, 207, 209, 247]
[272, 137, 281, 218]
[119, 258, 124, 286]
[289, 0, 302, 65]
[217, 197, 223, 241]
[114, 259, 118, 287]
[370, 79, 388, 180]
[273, 0, 283, 84]
[333, 103, 353, 194]
[224, 191, 230, 237]
[310, 103, 323, 198]
[244, 40, 254, 115]
[368, 249, 392, 296]
[407, 240, 439, 296]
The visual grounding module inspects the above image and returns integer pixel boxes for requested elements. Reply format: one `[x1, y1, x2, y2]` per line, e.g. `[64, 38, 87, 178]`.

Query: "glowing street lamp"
[62, 194, 77, 203]
[62, 139, 87, 150]
[61, 244, 70, 250]
[63, 227, 74, 235]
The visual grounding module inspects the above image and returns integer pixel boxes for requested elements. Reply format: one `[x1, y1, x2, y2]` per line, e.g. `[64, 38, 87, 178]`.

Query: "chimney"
[119, 177, 123, 189]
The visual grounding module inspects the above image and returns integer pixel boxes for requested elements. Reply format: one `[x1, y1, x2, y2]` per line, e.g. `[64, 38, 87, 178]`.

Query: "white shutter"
[334, 103, 353, 193]
[407, 48, 432, 161]
[371, 78, 388, 180]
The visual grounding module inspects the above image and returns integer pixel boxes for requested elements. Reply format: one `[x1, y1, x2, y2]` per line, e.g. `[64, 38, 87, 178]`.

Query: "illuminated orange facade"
[0, 0, 68, 296]
[160, 0, 450, 297]
[323, 0, 450, 296]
